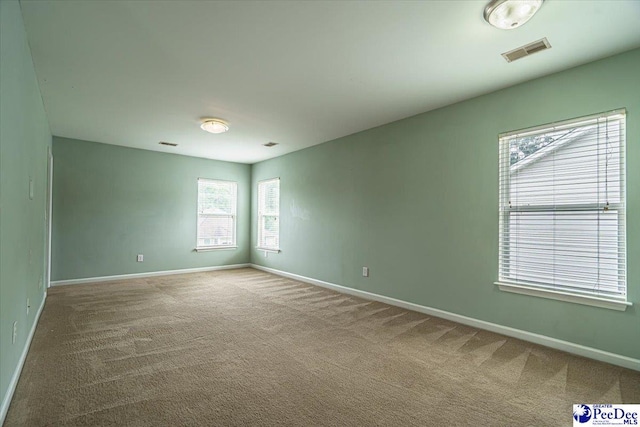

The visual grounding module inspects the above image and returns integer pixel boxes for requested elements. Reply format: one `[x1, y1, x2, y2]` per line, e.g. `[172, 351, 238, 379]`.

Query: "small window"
[197, 179, 237, 249]
[257, 178, 280, 251]
[497, 110, 627, 308]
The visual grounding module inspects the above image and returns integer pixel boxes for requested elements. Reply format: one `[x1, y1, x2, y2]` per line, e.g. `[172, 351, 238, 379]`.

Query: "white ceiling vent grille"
[502, 38, 551, 63]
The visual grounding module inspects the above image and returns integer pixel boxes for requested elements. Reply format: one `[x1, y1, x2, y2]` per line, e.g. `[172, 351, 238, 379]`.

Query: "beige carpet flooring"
[5, 268, 640, 426]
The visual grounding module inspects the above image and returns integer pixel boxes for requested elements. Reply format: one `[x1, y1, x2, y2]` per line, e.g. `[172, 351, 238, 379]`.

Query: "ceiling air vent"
[159, 141, 178, 147]
[263, 142, 278, 147]
[502, 37, 551, 63]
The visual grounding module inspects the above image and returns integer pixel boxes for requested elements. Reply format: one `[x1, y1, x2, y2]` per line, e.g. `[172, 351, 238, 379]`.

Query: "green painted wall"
[0, 0, 52, 417]
[251, 48, 640, 360]
[52, 137, 251, 281]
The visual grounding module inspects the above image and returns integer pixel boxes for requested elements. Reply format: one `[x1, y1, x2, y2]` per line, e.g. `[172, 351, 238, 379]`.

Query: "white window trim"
[196, 178, 238, 251]
[494, 281, 631, 311]
[195, 246, 238, 252]
[496, 109, 629, 310]
[257, 177, 280, 251]
[256, 247, 281, 253]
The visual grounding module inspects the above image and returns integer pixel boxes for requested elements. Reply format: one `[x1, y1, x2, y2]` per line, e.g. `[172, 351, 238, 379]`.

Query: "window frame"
[495, 109, 630, 311]
[256, 177, 281, 252]
[196, 178, 238, 251]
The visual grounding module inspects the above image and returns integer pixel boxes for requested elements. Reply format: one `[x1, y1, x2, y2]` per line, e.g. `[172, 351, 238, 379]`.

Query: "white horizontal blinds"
[498, 110, 626, 298]
[258, 178, 280, 249]
[197, 179, 237, 248]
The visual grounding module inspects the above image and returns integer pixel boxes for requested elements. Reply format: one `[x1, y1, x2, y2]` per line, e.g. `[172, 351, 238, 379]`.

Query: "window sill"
[495, 281, 631, 311]
[256, 247, 280, 254]
[195, 246, 238, 252]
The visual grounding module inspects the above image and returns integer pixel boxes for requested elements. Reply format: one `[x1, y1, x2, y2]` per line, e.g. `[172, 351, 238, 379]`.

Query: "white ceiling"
[20, 0, 640, 164]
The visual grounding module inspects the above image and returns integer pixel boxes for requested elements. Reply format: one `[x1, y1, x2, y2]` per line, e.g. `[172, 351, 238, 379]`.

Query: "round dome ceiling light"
[483, 0, 544, 30]
[200, 118, 229, 134]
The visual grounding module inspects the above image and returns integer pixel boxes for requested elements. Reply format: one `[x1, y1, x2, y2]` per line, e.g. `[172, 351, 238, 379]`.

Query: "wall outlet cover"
[137, 254, 144, 262]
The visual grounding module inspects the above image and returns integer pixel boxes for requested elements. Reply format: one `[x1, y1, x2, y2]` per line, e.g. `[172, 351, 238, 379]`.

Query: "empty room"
[1, 0, 639, 425]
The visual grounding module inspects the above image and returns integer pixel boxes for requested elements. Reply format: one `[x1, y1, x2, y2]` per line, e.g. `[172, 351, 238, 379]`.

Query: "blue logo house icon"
[574, 405, 592, 423]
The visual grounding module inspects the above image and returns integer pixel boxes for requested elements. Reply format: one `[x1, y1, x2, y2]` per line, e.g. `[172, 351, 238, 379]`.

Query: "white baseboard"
[0, 291, 47, 426]
[51, 263, 251, 286]
[250, 264, 640, 372]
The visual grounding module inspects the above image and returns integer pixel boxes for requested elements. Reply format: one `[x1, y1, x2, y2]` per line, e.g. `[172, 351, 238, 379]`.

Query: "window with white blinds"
[257, 178, 280, 250]
[197, 179, 237, 249]
[497, 109, 627, 305]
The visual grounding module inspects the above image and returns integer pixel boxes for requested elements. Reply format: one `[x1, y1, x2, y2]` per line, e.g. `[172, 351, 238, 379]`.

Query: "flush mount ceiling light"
[484, 0, 544, 30]
[200, 118, 229, 134]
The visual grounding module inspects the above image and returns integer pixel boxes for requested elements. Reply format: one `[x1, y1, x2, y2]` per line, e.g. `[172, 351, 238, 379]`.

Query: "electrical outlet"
[362, 267, 369, 277]
[137, 254, 144, 262]
[12, 321, 17, 344]
[27, 298, 30, 315]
